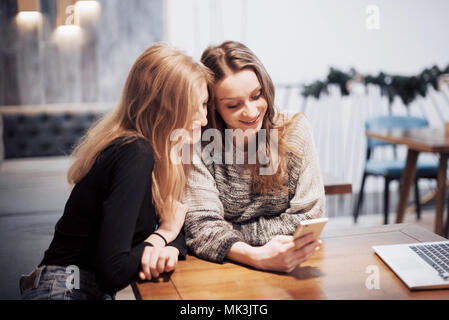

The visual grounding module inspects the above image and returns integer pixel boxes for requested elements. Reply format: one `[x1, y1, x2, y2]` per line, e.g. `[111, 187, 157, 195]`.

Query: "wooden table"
[323, 173, 352, 195]
[366, 128, 449, 236]
[135, 224, 449, 300]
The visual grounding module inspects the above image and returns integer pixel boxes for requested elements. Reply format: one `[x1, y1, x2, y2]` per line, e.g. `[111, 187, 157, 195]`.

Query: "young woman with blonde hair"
[19, 43, 211, 300]
[184, 41, 325, 273]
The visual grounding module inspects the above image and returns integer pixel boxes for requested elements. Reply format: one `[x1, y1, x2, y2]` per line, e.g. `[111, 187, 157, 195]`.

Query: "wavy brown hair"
[67, 43, 211, 219]
[200, 40, 301, 194]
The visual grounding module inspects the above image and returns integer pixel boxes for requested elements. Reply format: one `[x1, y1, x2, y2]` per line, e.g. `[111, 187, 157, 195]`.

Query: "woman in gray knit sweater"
[183, 41, 325, 273]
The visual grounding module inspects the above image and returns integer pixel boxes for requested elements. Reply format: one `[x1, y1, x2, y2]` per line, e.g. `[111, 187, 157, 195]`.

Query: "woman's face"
[214, 69, 267, 134]
[189, 80, 208, 144]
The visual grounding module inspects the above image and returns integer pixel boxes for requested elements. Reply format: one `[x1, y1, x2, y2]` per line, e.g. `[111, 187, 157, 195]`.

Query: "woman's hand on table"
[139, 245, 180, 280]
[140, 200, 186, 281]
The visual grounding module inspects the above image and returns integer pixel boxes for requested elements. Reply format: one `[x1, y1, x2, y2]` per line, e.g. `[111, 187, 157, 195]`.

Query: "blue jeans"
[19, 265, 115, 300]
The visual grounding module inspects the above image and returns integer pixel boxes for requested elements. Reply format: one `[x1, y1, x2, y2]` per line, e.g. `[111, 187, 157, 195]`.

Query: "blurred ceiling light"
[52, 24, 84, 47]
[53, 0, 83, 46]
[75, 0, 101, 24]
[16, 11, 42, 29]
[16, 0, 41, 29]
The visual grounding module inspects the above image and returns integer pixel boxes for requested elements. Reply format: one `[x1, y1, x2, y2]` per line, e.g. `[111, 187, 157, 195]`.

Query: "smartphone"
[293, 217, 328, 240]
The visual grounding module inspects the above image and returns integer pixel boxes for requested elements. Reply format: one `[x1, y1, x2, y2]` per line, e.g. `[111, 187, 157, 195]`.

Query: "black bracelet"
[143, 241, 154, 247]
[152, 232, 168, 246]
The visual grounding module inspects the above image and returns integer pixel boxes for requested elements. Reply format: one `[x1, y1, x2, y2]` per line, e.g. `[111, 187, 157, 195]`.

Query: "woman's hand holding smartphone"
[244, 218, 328, 273]
[250, 233, 321, 273]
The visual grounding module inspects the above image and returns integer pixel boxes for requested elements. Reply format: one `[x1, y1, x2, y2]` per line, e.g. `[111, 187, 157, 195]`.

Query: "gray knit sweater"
[183, 113, 325, 263]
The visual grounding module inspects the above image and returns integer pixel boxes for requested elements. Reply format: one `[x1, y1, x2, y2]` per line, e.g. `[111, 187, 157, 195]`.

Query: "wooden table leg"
[395, 149, 419, 223]
[434, 153, 448, 235]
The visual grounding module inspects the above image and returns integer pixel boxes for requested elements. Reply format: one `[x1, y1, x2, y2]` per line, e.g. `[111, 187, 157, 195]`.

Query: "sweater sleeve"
[167, 230, 187, 260]
[236, 114, 325, 246]
[183, 151, 244, 263]
[94, 140, 155, 293]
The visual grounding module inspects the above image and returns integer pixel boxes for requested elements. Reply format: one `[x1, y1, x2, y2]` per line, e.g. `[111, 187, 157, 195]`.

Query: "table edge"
[365, 130, 449, 153]
[321, 223, 446, 241]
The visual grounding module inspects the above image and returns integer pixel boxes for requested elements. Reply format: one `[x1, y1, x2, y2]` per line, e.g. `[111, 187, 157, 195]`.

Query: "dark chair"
[353, 115, 439, 224]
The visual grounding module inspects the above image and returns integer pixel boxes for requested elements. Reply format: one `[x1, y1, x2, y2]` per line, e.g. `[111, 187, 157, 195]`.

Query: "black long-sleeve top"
[39, 137, 187, 294]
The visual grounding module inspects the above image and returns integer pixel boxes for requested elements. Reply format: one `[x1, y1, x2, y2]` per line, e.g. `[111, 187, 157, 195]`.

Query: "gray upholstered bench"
[0, 103, 112, 214]
[0, 104, 111, 160]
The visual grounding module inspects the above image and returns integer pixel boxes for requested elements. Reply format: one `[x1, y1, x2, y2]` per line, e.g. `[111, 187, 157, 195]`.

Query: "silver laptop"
[372, 241, 449, 290]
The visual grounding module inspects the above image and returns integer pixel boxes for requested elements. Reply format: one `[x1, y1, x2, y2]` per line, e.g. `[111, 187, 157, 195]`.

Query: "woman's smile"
[239, 113, 261, 126]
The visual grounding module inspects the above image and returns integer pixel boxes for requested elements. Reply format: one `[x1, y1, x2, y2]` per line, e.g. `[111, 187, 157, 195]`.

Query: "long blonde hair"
[201, 41, 300, 194]
[68, 43, 211, 219]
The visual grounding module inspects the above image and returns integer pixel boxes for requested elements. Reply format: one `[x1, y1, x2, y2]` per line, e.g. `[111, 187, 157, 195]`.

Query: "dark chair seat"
[366, 159, 438, 178]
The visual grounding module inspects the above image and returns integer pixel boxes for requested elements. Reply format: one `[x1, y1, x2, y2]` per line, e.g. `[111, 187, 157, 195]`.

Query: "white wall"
[166, 0, 449, 216]
[166, 0, 449, 84]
